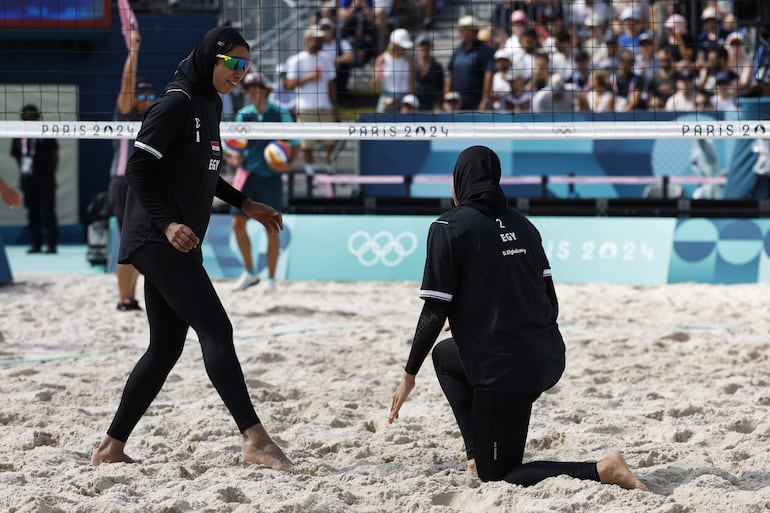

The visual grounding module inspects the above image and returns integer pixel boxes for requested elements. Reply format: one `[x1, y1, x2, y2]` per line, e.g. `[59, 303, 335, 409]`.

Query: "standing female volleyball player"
[91, 27, 292, 471]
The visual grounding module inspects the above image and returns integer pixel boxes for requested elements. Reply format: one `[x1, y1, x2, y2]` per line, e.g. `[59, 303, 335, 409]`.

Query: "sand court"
[1, 273, 770, 512]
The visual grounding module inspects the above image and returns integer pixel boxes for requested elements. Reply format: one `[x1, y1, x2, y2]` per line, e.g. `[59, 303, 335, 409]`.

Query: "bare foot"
[242, 424, 293, 471]
[91, 436, 135, 466]
[596, 451, 647, 491]
[467, 459, 477, 477]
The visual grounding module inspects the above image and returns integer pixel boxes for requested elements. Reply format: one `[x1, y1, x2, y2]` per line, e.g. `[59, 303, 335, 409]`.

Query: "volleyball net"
[1, 0, 770, 224]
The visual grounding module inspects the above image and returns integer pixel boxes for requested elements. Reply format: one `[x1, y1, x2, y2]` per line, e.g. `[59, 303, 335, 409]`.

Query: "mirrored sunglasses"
[137, 93, 156, 101]
[216, 54, 251, 72]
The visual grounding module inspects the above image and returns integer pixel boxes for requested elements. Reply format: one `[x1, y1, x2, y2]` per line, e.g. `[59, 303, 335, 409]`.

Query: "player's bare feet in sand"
[91, 436, 135, 466]
[242, 424, 293, 471]
[467, 459, 477, 477]
[597, 451, 647, 491]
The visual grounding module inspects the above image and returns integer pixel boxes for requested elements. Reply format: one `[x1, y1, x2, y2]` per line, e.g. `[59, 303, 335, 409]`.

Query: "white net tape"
[1, 119, 769, 140]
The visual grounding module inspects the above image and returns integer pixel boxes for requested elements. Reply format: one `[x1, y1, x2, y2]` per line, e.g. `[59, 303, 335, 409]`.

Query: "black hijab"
[174, 26, 249, 101]
[452, 145, 508, 216]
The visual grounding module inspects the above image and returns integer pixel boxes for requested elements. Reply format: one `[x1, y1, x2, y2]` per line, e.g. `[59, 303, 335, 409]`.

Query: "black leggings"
[432, 338, 600, 486]
[106, 243, 260, 442]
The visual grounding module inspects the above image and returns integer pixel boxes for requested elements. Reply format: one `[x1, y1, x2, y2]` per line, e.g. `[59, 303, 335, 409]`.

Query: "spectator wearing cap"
[661, 13, 694, 69]
[583, 13, 608, 61]
[400, 94, 420, 113]
[443, 91, 463, 113]
[646, 47, 677, 110]
[611, 49, 646, 111]
[665, 69, 697, 112]
[617, 6, 645, 52]
[724, 31, 754, 92]
[446, 15, 496, 110]
[695, 6, 730, 70]
[711, 70, 738, 111]
[320, 17, 355, 106]
[285, 25, 338, 174]
[491, 48, 513, 109]
[414, 33, 444, 112]
[109, 26, 155, 311]
[634, 31, 656, 84]
[373, 28, 415, 113]
[500, 10, 529, 56]
[532, 73, 577, 113]
[230, 71, 299, 292]
[566, 0, 610, 30]
[338, 0, 378, 67]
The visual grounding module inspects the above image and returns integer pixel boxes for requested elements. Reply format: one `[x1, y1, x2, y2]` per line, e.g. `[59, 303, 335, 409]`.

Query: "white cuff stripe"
[543, 268, 552, 278]
[419, 290, 453, 301]
[134, 141, 163, 159]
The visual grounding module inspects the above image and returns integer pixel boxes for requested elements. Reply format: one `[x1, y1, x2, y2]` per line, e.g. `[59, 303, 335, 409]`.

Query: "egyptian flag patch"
[211, 141, 221, 155]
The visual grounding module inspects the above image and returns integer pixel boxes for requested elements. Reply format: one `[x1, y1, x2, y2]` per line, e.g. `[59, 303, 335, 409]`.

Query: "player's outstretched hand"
[389, 372, 415, 424]
[242, 199, 283, 234]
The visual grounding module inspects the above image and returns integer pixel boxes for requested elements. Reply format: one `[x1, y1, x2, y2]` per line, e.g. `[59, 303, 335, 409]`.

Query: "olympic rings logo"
[551, 125, 576, 136]
[347, 230, 418, 267]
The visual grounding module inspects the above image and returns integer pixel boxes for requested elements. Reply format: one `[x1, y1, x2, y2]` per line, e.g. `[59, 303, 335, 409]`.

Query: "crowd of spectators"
[263, 0, 768, 115]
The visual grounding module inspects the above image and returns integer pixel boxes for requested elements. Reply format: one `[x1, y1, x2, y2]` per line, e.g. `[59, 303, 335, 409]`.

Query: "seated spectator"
[592, 33, 619, 72]
[511, 27, 540, 83]
[446, 15, 496, 110]
[320, 18, 355, 107]
[724, 32, 755, 92]
[612, 49, 645, 111]
[662, 14, 695, 69]
[695, 6, 730, 69]
[711, 71, 738, 111]
[501, 10, 529, 55]
[665, 69, 697, 112]
[527, 50, 551, 91]
[634, 32, 656, 84]
[541, 10, 566, 55]
[647, 47, 678, 110]
[400, 94, 420, 113]
[491, 0, 515, 44]
[414, 33, 445, 112]
[567, 50, 591, 91]
[617, 6, 645, 52]
[549, 31, 574, 79]
[532, 73, 576, 113]
[583, 13, 608, 61]
[722, 12, 737, 33]
[338, 0, 378, 67]
[698, 45, 729, 96]
[695, 91, 714, 111]
[492, 49, 514, 109]
[373, 28, 415, 113]
[501, 70, 532, 113]
[443, 90, 463, 112]
[566, 0, 611, 29]
[580, 69, 614, 112]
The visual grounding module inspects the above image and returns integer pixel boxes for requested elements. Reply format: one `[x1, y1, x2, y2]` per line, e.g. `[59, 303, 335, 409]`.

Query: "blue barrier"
[0, 233, 13, 284]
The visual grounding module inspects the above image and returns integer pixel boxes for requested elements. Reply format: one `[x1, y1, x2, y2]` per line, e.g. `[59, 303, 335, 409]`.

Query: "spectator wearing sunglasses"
[108, 27, 156, 312]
